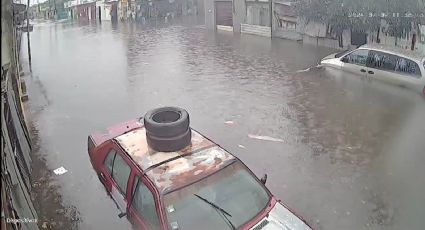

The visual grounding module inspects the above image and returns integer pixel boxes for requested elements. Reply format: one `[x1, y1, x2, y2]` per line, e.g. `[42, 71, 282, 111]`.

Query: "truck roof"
[114, 127, 236, 194]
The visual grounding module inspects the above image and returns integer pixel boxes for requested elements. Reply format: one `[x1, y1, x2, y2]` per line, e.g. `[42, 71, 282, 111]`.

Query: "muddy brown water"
[20, 17, 425, 230]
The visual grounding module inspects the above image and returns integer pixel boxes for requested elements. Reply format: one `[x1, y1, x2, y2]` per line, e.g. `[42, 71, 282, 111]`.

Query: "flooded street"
[21, 18, 425, 230]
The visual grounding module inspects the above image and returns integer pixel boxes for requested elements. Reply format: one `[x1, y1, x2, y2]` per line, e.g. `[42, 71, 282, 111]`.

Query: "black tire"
[146, 128, 192, 152]
[144, 107, 190, 138]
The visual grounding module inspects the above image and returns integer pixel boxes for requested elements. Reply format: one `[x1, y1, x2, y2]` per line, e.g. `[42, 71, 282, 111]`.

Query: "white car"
[320, 44, 425, 95]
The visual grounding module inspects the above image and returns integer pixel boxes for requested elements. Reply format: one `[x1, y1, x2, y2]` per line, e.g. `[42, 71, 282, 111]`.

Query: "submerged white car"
[320, 44, 425, 95]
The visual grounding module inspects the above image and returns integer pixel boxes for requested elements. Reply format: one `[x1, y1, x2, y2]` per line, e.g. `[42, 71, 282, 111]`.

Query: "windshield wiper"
[194, 194, 236, 230]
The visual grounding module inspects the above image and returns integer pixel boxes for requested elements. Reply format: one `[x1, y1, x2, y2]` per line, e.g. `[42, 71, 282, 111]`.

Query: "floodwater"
[21, 17, 425, 230]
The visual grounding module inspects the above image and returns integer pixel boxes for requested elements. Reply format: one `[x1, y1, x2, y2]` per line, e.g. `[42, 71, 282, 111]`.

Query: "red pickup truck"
[88, 107, 313, 230]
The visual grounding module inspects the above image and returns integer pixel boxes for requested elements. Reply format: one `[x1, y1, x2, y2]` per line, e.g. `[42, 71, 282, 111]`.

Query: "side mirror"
[260, 174, 267, 184]
[118, 212, 127, 218]
[341, 56, 349, 63]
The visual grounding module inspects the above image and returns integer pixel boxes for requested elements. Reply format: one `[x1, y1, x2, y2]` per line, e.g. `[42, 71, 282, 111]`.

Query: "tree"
[296, 0, 377, 47]
[296, 0, 423, 47]
[376, 0, 423, 45]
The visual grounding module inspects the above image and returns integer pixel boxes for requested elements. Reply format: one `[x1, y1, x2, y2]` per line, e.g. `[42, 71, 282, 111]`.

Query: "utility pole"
[48, 0, 51, 19]
[27, 0, 32, 71]
[54, 0, 56, 20]
[270, 0, 273, 38]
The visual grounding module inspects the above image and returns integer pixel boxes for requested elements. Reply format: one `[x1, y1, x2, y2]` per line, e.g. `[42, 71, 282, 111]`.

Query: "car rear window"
[394, 57, 421, 77]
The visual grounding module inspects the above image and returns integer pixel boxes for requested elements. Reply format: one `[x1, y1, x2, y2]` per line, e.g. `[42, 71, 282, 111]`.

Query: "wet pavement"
[21, 17, 425, 230]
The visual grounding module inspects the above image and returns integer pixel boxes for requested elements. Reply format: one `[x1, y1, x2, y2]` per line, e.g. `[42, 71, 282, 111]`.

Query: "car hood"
[321, 53, 338, 61]
[250, 203, 312, 230]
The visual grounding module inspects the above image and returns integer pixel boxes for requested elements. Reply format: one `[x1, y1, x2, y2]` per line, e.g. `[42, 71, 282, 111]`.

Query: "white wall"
[96, 1, 109, 21]
[102, 3, 112, 21]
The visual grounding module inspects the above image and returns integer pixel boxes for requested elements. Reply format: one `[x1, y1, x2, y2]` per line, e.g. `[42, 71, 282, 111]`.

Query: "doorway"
[98, 6, 102, 22]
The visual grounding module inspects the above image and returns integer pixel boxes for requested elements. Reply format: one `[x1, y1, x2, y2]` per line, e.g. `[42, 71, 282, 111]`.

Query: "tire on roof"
[144, 106, 190, 138]
[146, 128, 192, 152]
[144, 107, 191, 152]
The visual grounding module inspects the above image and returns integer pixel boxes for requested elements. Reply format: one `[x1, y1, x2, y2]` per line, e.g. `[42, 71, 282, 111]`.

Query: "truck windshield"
[163, 161, 270, 230]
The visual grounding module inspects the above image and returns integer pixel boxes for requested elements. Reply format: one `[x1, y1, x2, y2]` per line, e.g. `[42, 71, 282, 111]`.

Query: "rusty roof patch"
[146, 146, 236, 194]
[114, 128, 215, 171]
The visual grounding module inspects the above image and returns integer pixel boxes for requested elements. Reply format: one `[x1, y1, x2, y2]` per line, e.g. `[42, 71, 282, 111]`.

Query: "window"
[132, 179, 161, 230]
[394, 57, 421, 77]
[104, 149, 116, 174]
[367, 50, 397, 71]
[335, 50, 350, 58]
[367, 51, 422, 78]
[246, 3, 270, 27]
[112, 154, 131, 193]
[104, 149, 131, 193]
[344, 49, 369, 66]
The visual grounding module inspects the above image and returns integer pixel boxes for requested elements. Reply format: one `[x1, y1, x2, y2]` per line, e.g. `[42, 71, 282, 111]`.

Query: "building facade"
[2, 0, 39, 229]
[205, 0, 424, 52]
[205, 0, 272, 36]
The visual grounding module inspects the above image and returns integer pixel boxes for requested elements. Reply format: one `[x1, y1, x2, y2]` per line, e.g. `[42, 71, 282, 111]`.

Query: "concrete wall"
[273, 29, 302, 41]
[301, 29, 352, 50]
[297, 19, 326, 37]
[196, 0, 205, 16]
[233, 0, 246, 33]
[204, 0, 266, 34]
[204, 0, 216, 30]
[297, 18, 352, 49]
[241, 23, 271, 37]
[217, 25, 233, 31]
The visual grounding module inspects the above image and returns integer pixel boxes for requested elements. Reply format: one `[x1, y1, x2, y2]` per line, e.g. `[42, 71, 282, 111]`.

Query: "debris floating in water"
[224, 120, 235, 125]
[238, 144, 246, 149]
[248, 134, 284, 142]
[295, 68, 311, 73]
[53, 166, 68, 175]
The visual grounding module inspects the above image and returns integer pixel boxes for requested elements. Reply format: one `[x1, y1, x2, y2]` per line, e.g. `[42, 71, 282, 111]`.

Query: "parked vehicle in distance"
[88, 107, 313, 230]
[320, 44, 425, 95]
